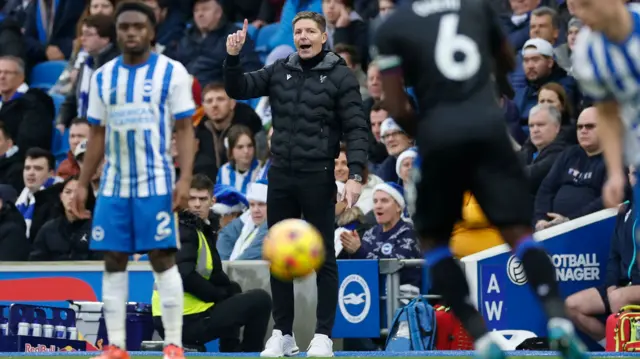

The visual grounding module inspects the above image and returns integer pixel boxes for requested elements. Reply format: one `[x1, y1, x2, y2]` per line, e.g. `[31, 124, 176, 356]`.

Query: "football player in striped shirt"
[71, 2, 195, 359]
[572, 0, 640, 209]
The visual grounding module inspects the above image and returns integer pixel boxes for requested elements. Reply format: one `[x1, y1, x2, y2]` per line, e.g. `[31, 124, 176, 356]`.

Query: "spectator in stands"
[509, 6, 561, 91]
[557, 0, 576, 37]
[56, 14, 119, 133]
[334, 196, 372, 259]
[187, 174, 220, 235]
[538, 82, 577, 144]
[49, 0, 117, 97]
[56, 118, 90, 179]
[154, 187, 271, 353]
[450, 192, 504, 258]
[217, 180, 268, 260]
[364, 62, 381, 113]
[216, 125, 260, 195]
[534, 107, 608, 231]
[565, 167, 640, 347]
[335, 142, 383, 214]
[74, 139, 103, 197]
[0, 184, 29, 261]
[0, 121, 23, 192]
[334, 43, 368, 99]
[256, 126, 273, 182]
[176, 0, 261, 86]
[322, 0, 368, 67]
[339, 182, 421, 289]
[16, 148, 63, 242]
[367, 0, 397, 55]
[0, 56, 55, 154]
[29, 175, 99, 261]
[376, 118, 412, 183]
[212, 184, 248, 229]
[23, 0, 84, 65]
[555, 17, 582, 75]
[514, 38, 576, 131]
[395, 147, 417, 185]
[499, 0, 540, 52]
[195, 83, 264, 175]
[368, 100, 389, 171]
[143, 0, 184, 58]
[519, 104, 567, 197]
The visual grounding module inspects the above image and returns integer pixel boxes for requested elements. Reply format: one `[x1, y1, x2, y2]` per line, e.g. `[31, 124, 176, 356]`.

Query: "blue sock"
[424, 245, 453, 266]
[514, 234, 541, 260]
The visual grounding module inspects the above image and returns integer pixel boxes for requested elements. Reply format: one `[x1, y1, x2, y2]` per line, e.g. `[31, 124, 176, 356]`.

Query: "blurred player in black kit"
[374, 1, 588, 359]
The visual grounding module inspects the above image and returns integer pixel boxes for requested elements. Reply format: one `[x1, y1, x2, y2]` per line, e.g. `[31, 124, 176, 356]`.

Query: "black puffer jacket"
[224, 51, 369, 176]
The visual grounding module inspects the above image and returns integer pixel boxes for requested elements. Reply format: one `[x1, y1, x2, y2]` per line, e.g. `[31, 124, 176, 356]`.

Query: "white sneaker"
[306, 334, 333, 357]
[260, 329, 300, 357]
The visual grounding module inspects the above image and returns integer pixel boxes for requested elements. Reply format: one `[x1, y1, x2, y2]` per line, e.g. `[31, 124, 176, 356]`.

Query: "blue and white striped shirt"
[572, 4, 640, 165]
[87, 53, 196, 198]
[216, 159, 260, 195]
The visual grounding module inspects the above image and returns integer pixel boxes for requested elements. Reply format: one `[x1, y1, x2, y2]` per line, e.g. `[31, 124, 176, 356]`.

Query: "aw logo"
[338, 274, 371, 324]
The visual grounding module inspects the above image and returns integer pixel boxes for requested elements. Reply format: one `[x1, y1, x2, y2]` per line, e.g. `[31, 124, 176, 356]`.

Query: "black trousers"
[267, 166, 338, 336]
[154, 289, 272, 352]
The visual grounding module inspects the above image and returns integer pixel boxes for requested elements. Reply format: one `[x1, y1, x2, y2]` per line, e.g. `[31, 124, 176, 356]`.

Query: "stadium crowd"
[0, 0, 639, 351]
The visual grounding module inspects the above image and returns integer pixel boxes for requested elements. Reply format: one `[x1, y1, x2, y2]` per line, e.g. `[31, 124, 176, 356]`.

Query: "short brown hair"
[202, 82, 226, 98]
[334, 43, 360, 65]
[292, 11, 326, 32]
[83, 14, 116, 42]
[371, 99, 385, 112]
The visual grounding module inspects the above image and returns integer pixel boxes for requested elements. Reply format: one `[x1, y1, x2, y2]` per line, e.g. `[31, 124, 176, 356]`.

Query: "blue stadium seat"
[255, 22, 280, 54]
[29, 61, 67, 88]
[50, 93, 65, 117]
[235, 22, 258, 39]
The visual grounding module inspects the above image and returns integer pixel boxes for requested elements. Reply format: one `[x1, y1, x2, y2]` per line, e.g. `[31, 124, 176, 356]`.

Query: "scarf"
[0, 145, 18, 159]
[0, 83, 28, 109]
[217, 159, 260, 194]
[229, 212, 260, 261]
[36, 0, 59, 43]
[257, 158, 270, 182]
[77, 57, 94, 118]
[16, 176, 63, 237]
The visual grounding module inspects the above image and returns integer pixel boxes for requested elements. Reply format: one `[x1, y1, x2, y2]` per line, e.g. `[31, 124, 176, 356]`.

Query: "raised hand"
[227, 18, 248, 56]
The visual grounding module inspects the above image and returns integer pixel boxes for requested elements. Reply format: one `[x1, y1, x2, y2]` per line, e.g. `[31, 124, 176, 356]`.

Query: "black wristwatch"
[349, 174, 363, 183]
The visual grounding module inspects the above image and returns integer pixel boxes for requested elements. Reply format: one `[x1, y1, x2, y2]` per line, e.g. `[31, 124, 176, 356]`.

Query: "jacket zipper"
[289, 72, 305, 172]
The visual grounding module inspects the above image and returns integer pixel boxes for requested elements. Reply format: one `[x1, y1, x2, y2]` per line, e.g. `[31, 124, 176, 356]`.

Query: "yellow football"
[263, 219, 325, 281]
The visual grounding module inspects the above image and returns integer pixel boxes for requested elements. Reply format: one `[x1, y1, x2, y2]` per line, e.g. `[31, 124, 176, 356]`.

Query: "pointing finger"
[242, 18, 248, 36]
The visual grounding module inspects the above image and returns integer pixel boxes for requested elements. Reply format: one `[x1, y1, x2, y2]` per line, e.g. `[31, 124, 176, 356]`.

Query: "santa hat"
[380, 118, 403, 144]
[246, 180, 268, 203]
[395, 147, 418, 177]
[374, 182, 406, 209]
[212, 184, 248, 215]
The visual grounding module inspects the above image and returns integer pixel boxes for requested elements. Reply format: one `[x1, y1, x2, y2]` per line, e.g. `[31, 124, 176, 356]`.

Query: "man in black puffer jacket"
[224, 11, 369, 357]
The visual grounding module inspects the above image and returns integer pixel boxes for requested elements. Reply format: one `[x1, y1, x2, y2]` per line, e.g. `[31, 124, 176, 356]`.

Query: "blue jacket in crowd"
[534, 145, 606, 222]
[606, 203, 640, 288]
[513, 65, 577, 133]
[217, 216, 267, 261]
